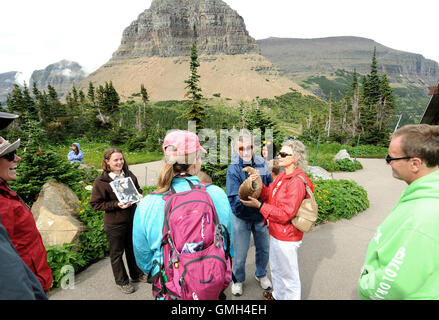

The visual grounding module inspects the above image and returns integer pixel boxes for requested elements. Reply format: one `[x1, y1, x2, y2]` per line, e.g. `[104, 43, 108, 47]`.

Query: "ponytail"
[156, 163, 175, 194]
[155, 146, 201, 194]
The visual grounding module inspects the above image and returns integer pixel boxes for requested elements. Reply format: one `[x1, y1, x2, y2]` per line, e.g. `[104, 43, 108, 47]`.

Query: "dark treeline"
[3, 47, 396, 151]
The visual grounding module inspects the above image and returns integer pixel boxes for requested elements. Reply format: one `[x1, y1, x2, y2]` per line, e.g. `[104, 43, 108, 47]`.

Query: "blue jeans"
[232, 215, 270, 283]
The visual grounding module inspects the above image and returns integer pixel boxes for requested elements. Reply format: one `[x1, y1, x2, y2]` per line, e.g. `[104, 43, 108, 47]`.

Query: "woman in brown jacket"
[90, 148, 146, 294]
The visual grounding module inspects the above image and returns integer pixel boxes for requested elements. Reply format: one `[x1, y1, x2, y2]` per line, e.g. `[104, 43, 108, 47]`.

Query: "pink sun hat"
[162, 130, 207, 156]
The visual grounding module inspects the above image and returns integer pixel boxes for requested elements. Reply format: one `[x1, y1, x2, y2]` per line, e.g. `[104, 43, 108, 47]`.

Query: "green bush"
[46, 243, 87, 289]
[345, 144, 387, 158]
[142, 186, 157, 195]
[314, 179, 369, 224]
[201, 163, 229, 188]
[76, 189, 109, 264]
[335, 158, 363, 172]
[11, 149, 83, 205]
[126, 135, 147, 151]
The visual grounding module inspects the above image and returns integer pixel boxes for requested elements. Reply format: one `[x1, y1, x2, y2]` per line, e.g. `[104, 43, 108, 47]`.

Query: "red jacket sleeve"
[0, 201, 16, 239]
[259, 183, 270, 202]
[260, 177, 305, 225]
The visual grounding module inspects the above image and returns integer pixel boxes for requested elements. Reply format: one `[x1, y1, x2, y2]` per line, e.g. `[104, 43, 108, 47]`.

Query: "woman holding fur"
[241, 139, 314, 300]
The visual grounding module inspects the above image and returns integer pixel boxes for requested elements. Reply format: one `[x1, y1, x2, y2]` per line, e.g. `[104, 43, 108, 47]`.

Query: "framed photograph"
[109, 177, 142, 205]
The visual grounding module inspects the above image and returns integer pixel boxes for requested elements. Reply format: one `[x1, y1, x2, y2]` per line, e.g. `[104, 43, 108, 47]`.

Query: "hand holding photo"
[110, 177, 142, 205]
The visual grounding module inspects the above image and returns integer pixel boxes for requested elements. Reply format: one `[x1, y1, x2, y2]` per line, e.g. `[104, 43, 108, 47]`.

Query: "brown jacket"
[90, 170, 142, 225]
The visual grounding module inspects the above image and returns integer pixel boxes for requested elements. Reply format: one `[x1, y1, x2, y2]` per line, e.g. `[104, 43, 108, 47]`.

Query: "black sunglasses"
[385, 154, 412, 164]
[1, 150, 16, 162]
[279, 152, 293, 158]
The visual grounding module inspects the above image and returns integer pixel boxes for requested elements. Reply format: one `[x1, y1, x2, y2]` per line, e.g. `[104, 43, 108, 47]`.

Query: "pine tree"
[351, 68, 360, 136]
[6, 84, 24, 115]
[378, 74, 396, 130]
[138, 84, 150, 134]
[182, 43, 205, 130]
[362, 47, 381, 107]
[87, 81, 95, 106]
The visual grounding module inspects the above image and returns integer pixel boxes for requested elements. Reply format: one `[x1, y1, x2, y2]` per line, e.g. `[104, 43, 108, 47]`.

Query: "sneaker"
[119, 283, 135, 294]
[131, 274, 147, 283]
[255, 275, 272, 290]
[263, 290, 275, 300]
[231, 282, 243, 296]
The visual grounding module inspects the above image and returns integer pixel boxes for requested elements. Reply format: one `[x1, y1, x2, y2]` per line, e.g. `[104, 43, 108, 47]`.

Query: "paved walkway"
[48, 158, 406, 300]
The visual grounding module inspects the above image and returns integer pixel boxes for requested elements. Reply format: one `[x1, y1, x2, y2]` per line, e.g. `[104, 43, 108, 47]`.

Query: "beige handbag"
[291, 175, 318, 233]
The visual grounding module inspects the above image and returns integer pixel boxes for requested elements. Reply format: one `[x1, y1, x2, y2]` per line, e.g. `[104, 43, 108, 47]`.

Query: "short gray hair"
[282, 139, 307, 170]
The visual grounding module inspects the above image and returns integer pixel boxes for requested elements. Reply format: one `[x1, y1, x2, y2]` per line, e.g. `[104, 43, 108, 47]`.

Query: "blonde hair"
[156, 146, 202, 194]
[282, 139, 307, 171]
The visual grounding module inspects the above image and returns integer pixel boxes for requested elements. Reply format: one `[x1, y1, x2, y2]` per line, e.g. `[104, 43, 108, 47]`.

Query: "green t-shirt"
[358, 169, 439, 300]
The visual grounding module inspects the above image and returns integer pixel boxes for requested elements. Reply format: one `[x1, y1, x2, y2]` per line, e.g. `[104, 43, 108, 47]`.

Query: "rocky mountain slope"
[30, 60, 87, 97]
[0, 71, 22, 105]
[258, 37, 438, 85]
[257, 37, 439, 123]
[82, 0, 310, 101]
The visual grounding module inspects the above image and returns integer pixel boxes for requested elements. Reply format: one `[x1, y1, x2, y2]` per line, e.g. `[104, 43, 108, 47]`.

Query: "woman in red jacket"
[241, 139, 314, 300]
[0, 137, 53, 291]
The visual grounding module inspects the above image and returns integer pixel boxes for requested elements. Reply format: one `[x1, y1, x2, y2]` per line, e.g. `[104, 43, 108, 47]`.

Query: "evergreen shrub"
[314, 179, 369, 224]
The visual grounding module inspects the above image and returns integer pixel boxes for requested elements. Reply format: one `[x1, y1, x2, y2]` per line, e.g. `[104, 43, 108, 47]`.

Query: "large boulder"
[306, 166, 333, 181]
[333, 149, 352, 162]
[31, 179, 86, 247]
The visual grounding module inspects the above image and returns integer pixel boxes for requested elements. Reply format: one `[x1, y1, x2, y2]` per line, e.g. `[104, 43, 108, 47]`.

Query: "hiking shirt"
[132, 176, 233, 277]
[358, 169, 439, 300]
[226, 153, 272, 222]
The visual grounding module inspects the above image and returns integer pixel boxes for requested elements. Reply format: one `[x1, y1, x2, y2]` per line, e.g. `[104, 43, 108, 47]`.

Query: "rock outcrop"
[82, 0, 312, 101]
[29, 60, 87, 97]
[0, 71, 21, 105]
[31, 179, 86, 247]
[112, 0, 259, 59]
[257, 36, 439, 85]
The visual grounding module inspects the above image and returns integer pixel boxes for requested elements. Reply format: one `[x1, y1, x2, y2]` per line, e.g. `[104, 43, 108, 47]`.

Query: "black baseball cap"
[0, 112, 19, 130]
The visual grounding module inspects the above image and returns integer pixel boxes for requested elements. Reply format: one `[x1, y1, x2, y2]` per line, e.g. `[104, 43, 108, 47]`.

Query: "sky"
[1, 0, 438, 85]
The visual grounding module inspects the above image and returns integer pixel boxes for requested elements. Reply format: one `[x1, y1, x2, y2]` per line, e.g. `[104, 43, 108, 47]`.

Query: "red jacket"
[0, 183, 53, 291]
[259, 168, 314, 242]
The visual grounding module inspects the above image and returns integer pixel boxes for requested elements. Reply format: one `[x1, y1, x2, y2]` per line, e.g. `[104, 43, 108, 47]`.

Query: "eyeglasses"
[385, 154, 412, 164]
[239, 145, 253, 152]
[279, 152, 293, 158]
[1, 150, 16, 162]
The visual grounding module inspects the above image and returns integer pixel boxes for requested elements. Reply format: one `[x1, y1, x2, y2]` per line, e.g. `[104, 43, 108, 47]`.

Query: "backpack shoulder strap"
[288, 175, 313, 200]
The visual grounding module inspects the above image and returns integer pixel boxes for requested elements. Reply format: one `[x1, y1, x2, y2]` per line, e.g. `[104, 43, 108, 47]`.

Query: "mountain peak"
[112, 0, 259, 59]
[30, 60, 88, 96]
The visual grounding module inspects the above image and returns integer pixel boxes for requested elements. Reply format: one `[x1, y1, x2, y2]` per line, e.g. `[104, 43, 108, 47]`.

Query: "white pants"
[269, 237, 302, 300]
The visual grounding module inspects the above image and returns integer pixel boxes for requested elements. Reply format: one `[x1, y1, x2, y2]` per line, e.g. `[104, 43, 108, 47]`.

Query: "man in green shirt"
[358, 124, 439, 300]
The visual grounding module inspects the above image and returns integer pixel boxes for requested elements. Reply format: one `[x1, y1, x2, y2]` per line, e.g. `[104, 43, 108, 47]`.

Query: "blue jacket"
[226, 153, 272, 222]
[67, 143, 84, 163]
[132, 176, 233, 278]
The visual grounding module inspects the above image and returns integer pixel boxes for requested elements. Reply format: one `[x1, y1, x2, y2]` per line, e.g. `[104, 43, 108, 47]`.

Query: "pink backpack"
[151, 179, 233, 300]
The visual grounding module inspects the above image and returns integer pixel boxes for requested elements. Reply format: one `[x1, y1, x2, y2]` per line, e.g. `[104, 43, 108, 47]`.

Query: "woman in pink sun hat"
[132, 130, 233, 300]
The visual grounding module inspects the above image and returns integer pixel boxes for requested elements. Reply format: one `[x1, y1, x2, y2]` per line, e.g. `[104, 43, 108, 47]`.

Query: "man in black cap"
[0, 111, 47, 300]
